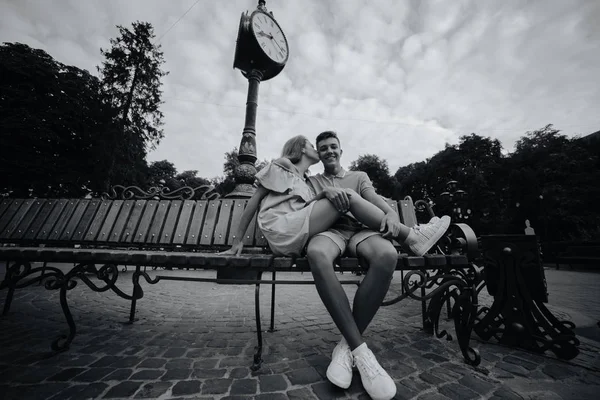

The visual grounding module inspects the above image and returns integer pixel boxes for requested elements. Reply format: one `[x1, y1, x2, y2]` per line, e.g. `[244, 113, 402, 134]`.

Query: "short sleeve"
[358, 172, 375, 196]
[255, 162, 295, 194]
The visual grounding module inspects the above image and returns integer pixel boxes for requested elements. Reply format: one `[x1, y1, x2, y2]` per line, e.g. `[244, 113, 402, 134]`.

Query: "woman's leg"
[308, 192, 412, 240]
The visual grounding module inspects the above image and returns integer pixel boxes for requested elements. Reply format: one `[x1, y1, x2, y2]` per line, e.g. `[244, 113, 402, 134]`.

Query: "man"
[307, 131, 448, 400]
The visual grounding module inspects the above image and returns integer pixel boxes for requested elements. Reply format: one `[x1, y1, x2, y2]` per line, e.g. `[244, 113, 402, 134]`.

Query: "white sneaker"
[352, 343, 396, 400]
[326, 338, 353, 389]
[407, 215, 451, 256]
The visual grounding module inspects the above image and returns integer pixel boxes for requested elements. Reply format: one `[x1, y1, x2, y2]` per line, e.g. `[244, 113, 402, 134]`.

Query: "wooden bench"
[0, 186, 482, 369]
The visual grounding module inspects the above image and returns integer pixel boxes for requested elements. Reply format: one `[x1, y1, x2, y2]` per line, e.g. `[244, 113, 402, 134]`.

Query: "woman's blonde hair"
[281, 135, 308, 163]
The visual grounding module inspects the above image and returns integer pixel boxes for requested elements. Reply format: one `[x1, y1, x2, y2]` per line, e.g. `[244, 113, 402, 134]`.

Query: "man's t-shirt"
[308, 169, 376, 231]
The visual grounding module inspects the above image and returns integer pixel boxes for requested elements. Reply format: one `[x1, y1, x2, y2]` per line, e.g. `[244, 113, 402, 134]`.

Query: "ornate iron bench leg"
[252, 270, 264, 371]
[129, 266, 144, 323]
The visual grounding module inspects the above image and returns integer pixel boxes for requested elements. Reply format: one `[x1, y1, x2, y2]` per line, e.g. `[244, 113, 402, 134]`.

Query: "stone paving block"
[286, 366, 323, 385]
[172, 379, 203, 396]
[131, 369, 164, 380]
[503, 355, 540, 371]
[489, 386, 526, 400]
[254, 393, 289, 400]
[259, 374, 289, 392]
[160, 368, 192, 380]
[438, 382, 480, 399]
[111, 355, 143, 368]
[458, 373, 497, 395]
[201, 377, 233, 394]
[137, 357, 167, 368]
[400, 376, 432, 393]
[71, 366, 113, 381]
[192, 368, 228, 378]
[163, 347, 187, 357]
[134, 381, 173, 399]
[229, 366, 250, 379]
[287, 387, 319, 399]
[49, 382, 109, 400]
[165, 358, 193, 369]
[230, 378, 258, 395]
[415, 392, 452, 400]
[13, 366, 62, 384]
[103, 380, 143, 398]
[542, 363, 579, 380]
[47, 367, 87, 381]
[2, 382, 69, 400]
[310, 381, 349, 399]
[495, 361, 530, 377]
[90, 355, 122, 368]
[102, 368, 133, 381]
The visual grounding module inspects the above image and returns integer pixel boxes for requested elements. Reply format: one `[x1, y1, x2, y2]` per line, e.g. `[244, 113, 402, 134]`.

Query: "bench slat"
[228, 200, 247, 245]
[60, 200, 90, 241]
[244, 209, 259, 246]
[160, 200, 183, 245]
[134, 200, 159, 243]
[186, 201, 208, 246]
[0, 199, 30, 236]
[95, 200, 124, 242]
[71, 200, 101, 241]
[108, 200, 135, 242]
[23, 199, 57, 240]
[254, 218, 268, 247]
[0, 199, 12, 220]
[8, 199, 45, 240]
[213, 199, 234, 246]
[398, 198, 418, 227]
[147, 200, 170, 244]
[122, 201, 146, 243]
[200, 200, 220, 245]
[83, 200, 112, 242]
[48, 200, 80, 241]
[173, 200, 195, 245]
[37, 199, 69, 240]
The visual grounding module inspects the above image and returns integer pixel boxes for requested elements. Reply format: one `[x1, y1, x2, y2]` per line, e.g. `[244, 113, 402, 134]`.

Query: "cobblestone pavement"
[0, 263, 599, 400]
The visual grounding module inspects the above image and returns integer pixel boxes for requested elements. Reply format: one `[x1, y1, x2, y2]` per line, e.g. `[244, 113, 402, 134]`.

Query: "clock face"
[251, 12, 289, 65]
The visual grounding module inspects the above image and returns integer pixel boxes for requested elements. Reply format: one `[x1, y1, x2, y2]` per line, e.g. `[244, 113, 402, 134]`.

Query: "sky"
[1, 0, 599, 179]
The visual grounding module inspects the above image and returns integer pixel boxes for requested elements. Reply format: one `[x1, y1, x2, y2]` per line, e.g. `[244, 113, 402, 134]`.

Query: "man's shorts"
[313, 228, 381, 257]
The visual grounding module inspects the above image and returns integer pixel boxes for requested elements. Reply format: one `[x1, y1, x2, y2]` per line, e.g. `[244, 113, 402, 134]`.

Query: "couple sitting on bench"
[221, 130, 450, 400]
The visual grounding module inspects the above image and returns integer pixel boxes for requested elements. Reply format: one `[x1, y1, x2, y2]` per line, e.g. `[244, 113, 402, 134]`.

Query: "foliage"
[0, 42, 118, 197]
[391, 126, 600, 242]
[97, 21, 168, 190]
[349, 154, 394, 198]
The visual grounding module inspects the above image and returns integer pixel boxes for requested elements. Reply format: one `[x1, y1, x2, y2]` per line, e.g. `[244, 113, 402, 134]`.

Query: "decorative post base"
[474, 235, 580, 359]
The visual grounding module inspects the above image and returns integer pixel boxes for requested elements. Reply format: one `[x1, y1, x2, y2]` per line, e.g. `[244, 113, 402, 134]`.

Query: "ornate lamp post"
[228, 0, 289, 197]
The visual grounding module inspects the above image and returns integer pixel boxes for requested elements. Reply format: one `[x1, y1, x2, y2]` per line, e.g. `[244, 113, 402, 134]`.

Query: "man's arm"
[360, 183, 402, 238]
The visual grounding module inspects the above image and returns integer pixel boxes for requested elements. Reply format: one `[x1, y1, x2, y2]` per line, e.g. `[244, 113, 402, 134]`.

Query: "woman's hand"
[218, 240, 244, 256]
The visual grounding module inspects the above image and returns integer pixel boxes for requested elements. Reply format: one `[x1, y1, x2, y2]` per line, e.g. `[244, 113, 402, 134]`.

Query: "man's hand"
[323, 187, 351, 212]
[380, 211, 401, 238]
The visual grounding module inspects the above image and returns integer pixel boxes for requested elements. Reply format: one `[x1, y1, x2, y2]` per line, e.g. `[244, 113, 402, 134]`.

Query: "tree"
[349, 154, 394, 198]
[97, 21, 168, 190]
[0, 42, 117, 197]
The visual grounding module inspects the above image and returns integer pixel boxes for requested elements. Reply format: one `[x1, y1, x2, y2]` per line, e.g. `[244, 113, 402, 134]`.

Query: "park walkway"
[0, 263, 599, 399]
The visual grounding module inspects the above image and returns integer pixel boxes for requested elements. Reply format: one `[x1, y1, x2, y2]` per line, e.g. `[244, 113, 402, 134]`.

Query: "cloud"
[1, 0, 599, 180]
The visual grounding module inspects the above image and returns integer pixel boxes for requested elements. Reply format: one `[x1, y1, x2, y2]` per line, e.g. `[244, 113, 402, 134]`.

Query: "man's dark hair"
[316, 131, 340, 147]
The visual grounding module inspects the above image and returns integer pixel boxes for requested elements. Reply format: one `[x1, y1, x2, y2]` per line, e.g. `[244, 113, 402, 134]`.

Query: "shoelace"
[355, 353, 383, 381]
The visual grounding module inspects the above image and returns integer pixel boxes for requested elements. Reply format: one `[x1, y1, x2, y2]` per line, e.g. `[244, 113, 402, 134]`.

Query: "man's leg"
[352, 235, 397, 334]
[306, 236, 363, 350]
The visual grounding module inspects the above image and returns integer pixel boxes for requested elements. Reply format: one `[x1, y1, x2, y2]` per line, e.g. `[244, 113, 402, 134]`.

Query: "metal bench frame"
[0, 186, 482, 369]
